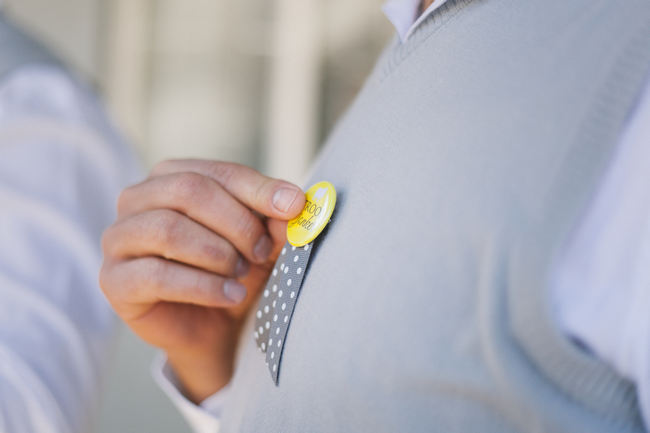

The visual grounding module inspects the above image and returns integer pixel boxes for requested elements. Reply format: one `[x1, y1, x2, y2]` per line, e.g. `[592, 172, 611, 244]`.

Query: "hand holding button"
[99, 159, 305, 403]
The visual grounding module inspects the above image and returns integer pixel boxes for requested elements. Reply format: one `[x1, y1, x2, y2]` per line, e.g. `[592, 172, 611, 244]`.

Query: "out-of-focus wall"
[102, 0, 392, 182]
[2, 0, 392, 431]
[2, 0, 104, 79]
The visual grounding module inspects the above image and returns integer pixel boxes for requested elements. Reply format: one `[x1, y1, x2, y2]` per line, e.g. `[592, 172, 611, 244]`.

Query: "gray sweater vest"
[222, 0, 650, 432]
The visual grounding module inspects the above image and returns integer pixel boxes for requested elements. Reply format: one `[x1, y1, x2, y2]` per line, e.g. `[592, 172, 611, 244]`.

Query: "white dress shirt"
[157, 2, 650, 432]
[0, 64, 140, 432]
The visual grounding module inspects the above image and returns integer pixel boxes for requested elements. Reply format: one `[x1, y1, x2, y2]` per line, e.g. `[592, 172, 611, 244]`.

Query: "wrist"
[166, 348, 234, 404]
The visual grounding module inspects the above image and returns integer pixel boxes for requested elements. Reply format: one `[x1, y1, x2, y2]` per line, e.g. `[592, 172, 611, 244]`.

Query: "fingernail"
[254, 235, 272, 262]
[224, 280, 247, 304]
[272, 187, 300, 213]
[235, 257, 249, 277]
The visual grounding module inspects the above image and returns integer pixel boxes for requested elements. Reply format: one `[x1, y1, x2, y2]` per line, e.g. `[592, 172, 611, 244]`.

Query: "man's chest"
[219, 0, 650, 429]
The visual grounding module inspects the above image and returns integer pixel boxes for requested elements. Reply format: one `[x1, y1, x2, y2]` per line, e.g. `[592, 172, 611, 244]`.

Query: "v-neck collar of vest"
[377, 0, 474, 82]
[372, 0, 650, 423]
[507, 10, 650, 424]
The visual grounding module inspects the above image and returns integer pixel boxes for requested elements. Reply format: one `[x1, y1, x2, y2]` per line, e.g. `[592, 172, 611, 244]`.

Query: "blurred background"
[2, 0, 392, 431]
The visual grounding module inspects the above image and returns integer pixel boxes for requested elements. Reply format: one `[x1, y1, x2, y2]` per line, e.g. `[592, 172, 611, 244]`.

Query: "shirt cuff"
[151, 352, 230, 433]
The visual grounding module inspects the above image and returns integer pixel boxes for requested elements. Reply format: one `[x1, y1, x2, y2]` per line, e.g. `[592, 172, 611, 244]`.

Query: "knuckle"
[208, 161, 238, 190]
[255, 178, 273, 208]
[141, 257, 166, 290]
[192, 271, 211, 294]
[100, 227, 113, 255]
[169, 172, 209, 207]
[116, 185, 134, 216]
[202, 240, 237, 270]
[99, 262, 125, 306]
[196, 271, 224, 302]
[154, 210, 184, 248]
[101, 221, 129, 258]
[234, 210, 261, 243]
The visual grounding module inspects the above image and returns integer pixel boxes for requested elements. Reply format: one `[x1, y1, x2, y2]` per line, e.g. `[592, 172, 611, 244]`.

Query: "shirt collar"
[381, 0, 450, 42]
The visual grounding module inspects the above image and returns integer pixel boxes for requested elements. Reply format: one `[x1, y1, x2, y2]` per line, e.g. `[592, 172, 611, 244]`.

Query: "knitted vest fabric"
[222, 0, 650, 431]
[220, 1, 650, 431]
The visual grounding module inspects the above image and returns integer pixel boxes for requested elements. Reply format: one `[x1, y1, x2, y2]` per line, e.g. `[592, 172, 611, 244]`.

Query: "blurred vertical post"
[265, 0, 323, 184]
[103, 0, 152, 154]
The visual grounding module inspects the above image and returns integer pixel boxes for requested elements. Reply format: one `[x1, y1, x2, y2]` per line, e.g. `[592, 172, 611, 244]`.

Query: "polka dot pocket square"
[254, 242, 313, 384]
[253, 182, 336, 384]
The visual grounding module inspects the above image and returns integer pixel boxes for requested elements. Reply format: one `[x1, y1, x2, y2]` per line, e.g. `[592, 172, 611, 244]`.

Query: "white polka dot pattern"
[253, 240, 313, 384]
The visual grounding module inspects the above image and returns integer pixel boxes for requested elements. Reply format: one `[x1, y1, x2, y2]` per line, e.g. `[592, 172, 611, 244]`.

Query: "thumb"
[150, 159, 305, 219]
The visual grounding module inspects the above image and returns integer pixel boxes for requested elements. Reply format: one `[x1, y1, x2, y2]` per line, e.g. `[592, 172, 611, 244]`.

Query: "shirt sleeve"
[0, 65, 141, 433]
[152, 353, 229, 433]
[551, 75, 650, 429]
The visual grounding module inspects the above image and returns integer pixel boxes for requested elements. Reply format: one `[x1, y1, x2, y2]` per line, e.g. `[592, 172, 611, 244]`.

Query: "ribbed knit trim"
[378, 0, 475, 82]
[508, 6, 650, 428]
[372, 0, 650, 425]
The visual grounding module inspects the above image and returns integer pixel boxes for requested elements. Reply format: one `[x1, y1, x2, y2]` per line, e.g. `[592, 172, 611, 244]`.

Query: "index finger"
[150, 159, 305, 220]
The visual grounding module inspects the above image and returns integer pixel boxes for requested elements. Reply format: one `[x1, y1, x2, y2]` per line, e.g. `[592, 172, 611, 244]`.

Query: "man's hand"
[99, 159, 305, 403]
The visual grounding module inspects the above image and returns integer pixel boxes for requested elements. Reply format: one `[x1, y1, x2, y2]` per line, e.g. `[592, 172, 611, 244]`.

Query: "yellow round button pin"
[287, 181, 336, 247]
